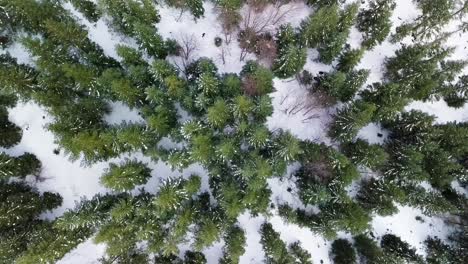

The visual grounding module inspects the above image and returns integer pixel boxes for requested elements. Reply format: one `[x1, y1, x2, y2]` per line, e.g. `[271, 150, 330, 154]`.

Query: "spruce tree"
[220, 225, 246, 264]
[357, 0, 396, 48]
[342, 139, 389, 170]
[260, 222, 293, 264]
[381, 234, 423, 263]
[330, 100, 376, 143]
[0, 107, 22, 148]
[330, 238, 357, 264]
[101, 159, 152, 192]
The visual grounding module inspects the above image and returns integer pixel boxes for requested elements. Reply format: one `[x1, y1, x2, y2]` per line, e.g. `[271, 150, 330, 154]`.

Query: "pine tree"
[0, 152, 42, 179]
[69, 0, 101, 22]
[207, 99, 231, 129]
[317, 69, 369, 102]
[381, 234, 423, 263]
[336, 46, 365, 72]
[274, 131, 303, 162]
[357, 0, 396, 48]
[354, 234, 389, 263]
[273, 44, 307, 79]
[231, 95, 255, 120]
[288, 242, 313, 264]
[273, 24, 306, 78]
[330, 239, 357, 264]
[392, 0, 467, 42]
[330, 100, 376, 143]
[0, 107, 22, 148]
[383, 110, 436, 147]
[384, 43, 454, 101]
[301, 2, 360, 63]
[220, 225, 246, 264]
[360, 82, 407, 121]
[184, 251, 206, 264]
[424, 237, 460, 264]
[241, 61, 274, 96]
[101, 159, 152, 192]
[260, 222, 293, 264]
[356, 178, 402, 216]
[342, 139, 389, 170]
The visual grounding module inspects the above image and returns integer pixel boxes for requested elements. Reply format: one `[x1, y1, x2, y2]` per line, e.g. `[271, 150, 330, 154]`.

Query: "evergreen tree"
[288, 242, 313, 264]
[330, 100, 376, 142]
[330, 238, 357, 264]
[336, 46, 365, 72]
[357, 0, 396, 48]
[220, 225, 246, 264]
[274, 131, 303, 162]
[260, 222, 293, 264]
[69, 0, 101, 22]
[207, 99, 231, 129]
[384, 43, 454, 101]
[424, 237, 460, 264]
[0, 152, 42, 179]
[354, 234, 390, 264]
[360, 82, 407, 121]
[101, 159, 152, 192]
[316, 69, 369, 102]
[241, 61, 274, 96]
[342, 139, 389, 170]
[381, 234, 423, 263]
[0, 107, 22, 148]
[184, 251, 207, 264]
[356, 178, 402, 216]
[392, 0, 468, 42]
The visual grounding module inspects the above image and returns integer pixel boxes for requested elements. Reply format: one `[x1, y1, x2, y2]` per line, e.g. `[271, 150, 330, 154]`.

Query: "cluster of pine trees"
[0, 0, 467, 263]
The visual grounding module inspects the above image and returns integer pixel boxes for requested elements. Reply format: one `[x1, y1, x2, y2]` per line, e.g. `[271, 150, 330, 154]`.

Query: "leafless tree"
[238, 0, 301, 61]
[174, 33, 199, 74]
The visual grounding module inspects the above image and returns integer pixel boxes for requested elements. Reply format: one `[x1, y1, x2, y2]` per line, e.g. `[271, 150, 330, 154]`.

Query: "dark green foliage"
[220, 226, 246, 264]
[342, 139, 389, 170]
[69, 0, 101, 22]
[0, 181, 62, 263]
[384, 43, 457, 101]
[165, 0, 205, 19]
[425, 237, 461, 264]
[360, 82, 407, 121]
[381, 234, 423, 263]
[241, 61, 274, 96]
[354, 234, 388, 263]
[383, 110, 436, 147]
[98, 0, 160, 36]
[330, 239, 357, 264]
[260, 222, 293, 264]
[442, 75, 468, 108]
[392, 0, 467, 42]
[316, 69, 369, 102]
[101, 159, 152, 191]
[330, 100, 376, 143]
[0, 108, 22, 148]
[184, 251, 206, 264]
[0, 152, 42, 179]
[273, 24, 307, 78]
[356, 178, 402, 216]
[336, 46, 365, 72]
[357, 0, 395, 48]
[288, 242, 313, 264]
[300, 3, 359, 63]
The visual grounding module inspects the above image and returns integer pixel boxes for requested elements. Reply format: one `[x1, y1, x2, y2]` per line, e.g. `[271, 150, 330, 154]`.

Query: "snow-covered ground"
[3, 0, 467, 263]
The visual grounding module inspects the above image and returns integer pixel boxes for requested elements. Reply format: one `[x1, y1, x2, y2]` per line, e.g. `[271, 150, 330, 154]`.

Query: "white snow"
[57, 237, 106, 264]
[267, 78, 335, 144]
[2, 0, 466, 263]
[371, 205, 453, 255]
